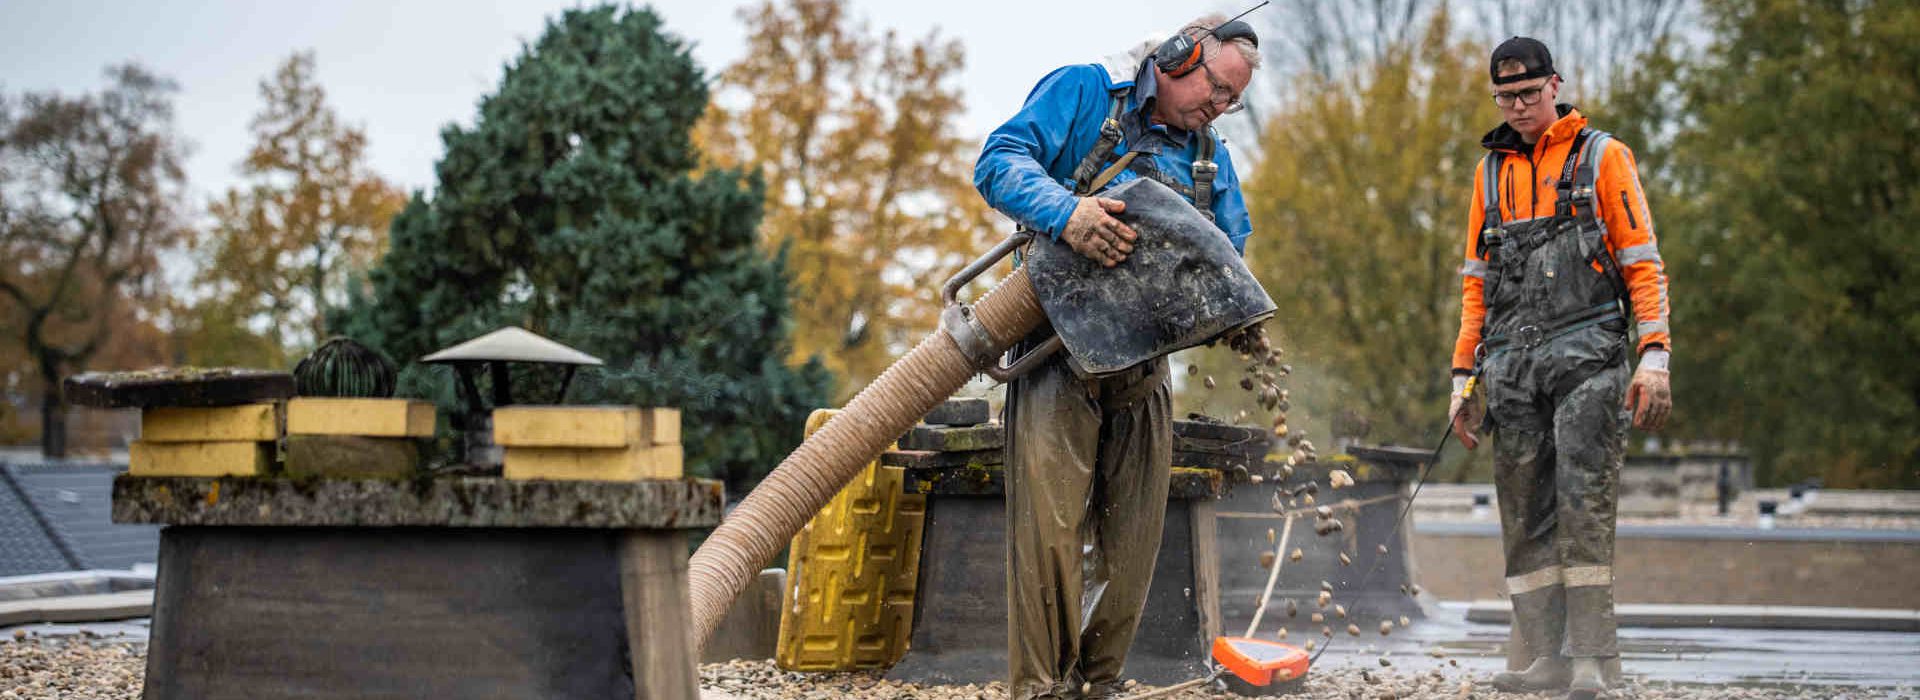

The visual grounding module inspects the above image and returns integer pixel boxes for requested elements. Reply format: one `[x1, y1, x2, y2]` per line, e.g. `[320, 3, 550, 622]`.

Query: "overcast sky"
[0, 0, 1228, 206]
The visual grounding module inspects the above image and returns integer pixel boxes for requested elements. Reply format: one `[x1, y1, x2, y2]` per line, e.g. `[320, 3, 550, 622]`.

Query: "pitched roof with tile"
[0, 461, 159, 576]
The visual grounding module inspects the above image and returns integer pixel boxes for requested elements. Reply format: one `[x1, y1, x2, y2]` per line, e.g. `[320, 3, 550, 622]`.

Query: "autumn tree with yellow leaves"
[1235, 10, 1493, 449]
[197, 51, 406, 361]
[698, 0, 995, 398]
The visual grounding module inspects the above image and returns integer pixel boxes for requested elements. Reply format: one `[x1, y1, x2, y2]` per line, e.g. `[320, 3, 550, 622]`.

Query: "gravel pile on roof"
[697, 658, 1877, 700]
[2, 634, 142, 700]
[2, 636, 1895, 699]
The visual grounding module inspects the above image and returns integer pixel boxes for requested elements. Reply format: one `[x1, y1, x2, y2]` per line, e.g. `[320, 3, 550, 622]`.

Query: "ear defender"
[1152, 19, 1260, 79]
[1153, 31, 1205, 77]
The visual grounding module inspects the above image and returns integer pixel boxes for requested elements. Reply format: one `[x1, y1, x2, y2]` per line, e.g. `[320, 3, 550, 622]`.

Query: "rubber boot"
[1566, 657, 1607, 699]
[1491, 656, 1571, 691]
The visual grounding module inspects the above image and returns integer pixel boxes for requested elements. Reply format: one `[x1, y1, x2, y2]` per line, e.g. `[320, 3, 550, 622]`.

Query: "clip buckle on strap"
[1191, 158, 1217, 223]
[1512, 324, 1547, 349]
[1484, 302, 1623, 353]
[1553, 129, 1595, 217]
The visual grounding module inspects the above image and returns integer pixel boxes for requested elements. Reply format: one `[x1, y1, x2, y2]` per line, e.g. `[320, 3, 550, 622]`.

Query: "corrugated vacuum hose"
[687, 236, 1044, 650]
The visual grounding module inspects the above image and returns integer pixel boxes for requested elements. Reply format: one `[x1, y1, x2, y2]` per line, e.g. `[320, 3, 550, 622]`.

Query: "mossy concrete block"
[1174, 433, 1271, 458]
[1172, 450, 1261, 471]
[283, 435, 420, 478]
[879, 449, 1004, 469]
[65, 368, 293, 409]
[899, 424, 1005, 452]
[922, 398, 989, 426]
[899, 463, 1223, 500]
[1171, 419, 1266, 443]
[111, 475, 723, 529]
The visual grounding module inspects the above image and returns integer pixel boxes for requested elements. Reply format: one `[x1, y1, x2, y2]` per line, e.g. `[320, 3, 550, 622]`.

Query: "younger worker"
[1448, 37, 1673, 700]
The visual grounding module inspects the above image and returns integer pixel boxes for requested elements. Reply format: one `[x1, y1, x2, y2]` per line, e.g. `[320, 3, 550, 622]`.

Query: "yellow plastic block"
[286, 398, 435, 438]
[775, 409, 927, 671]
[493, 406, 679, 448]
[141, 403, 279, 443]
[501, 444, 683, 481]
[129, 440, 272, 477]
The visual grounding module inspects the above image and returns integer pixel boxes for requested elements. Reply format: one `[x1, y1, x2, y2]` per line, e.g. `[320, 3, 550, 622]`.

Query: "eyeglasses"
[1198, 62, 1245, 115]
[1492, 85, 1547, 108]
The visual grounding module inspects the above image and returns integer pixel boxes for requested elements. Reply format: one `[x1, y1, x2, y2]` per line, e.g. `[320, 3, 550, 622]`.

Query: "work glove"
[1625, 348, 1671, 432]
[1449, 374, 1485, 450]
[1060, 196, 1138, 268]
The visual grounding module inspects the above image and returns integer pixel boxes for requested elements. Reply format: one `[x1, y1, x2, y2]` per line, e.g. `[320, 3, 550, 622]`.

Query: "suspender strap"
[1552, 129, 1594, 218]
[1087, 151, 1141, 193]
[1065, 87, 1218, 223]
[1578, 132, 1612, 199]
[1573, 131, 1631, 307]
[1478, 152, 1505, 258]
[1068, 91, 1129, 196]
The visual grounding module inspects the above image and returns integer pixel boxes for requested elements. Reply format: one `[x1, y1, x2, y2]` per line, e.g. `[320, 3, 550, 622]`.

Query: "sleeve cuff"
[1039, 196, 1078, 239]
[1639, 347, 1670, 371]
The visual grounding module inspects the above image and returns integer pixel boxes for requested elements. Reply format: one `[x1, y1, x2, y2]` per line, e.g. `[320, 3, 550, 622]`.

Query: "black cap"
[1490, 36, 1555, 84]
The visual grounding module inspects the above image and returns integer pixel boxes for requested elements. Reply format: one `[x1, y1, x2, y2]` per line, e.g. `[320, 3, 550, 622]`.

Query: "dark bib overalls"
[1477, 129, 1631, 659]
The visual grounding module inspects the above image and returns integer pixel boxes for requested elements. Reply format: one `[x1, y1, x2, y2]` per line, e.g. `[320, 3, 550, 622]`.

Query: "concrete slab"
[1465, 600, 1920, 632]
[111, 475, 723, 529]
[0, 569, 153, 602]
[0, 589, 152, 627]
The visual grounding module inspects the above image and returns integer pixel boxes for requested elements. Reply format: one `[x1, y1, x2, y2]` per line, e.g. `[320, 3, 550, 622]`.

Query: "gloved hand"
[1449, 374, 1484, 450]
[1625, 348, 1672, 431]
[1061, 196, 1138, 267]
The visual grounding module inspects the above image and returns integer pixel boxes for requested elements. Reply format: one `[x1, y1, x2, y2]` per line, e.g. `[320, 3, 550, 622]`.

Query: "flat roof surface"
[1282, 601, 1920, 689]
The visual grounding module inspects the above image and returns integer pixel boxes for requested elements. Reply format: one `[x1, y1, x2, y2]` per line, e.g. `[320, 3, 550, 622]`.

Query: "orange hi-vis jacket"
[1452, 106, 1671, 373]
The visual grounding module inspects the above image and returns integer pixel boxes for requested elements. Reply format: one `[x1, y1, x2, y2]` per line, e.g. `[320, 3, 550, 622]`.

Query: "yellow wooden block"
[141, 403, 279, 443]
[493, 406, 680, 448]
[501, 444, 683, 481]
[129, 440, 272, 477]
[286, 398, 435, 438]
[642, 408, 680, 446]
[647, 444, 683, 476]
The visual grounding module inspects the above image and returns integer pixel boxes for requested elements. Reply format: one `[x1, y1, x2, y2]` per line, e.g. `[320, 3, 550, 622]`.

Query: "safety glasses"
[1199, 63, 1246, 115]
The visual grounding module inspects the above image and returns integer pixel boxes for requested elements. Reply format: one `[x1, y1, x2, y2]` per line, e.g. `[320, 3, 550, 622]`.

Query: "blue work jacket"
[974, 59, 1253, 254]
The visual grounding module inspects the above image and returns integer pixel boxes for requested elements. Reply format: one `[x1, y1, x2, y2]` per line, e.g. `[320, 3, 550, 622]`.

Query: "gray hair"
[1181, 13, 1263, 70]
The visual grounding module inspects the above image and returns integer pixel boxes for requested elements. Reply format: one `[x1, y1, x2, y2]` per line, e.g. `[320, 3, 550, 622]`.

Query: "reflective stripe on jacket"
[1453, 106, 1671, 372]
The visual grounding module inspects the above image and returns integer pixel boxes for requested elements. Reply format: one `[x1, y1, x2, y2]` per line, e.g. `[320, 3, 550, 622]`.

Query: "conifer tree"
[336, 6, 832, 493]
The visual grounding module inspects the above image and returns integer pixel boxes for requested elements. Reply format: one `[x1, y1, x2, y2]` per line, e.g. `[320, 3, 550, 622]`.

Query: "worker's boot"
[1491, 655, 1571, 691]
[1566, 657, 1607, 699]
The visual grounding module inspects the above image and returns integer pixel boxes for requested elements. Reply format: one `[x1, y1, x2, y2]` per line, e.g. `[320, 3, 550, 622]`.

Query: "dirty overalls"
[1474, 129, 1631, 660]
[1004, 88, 1221, 700]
